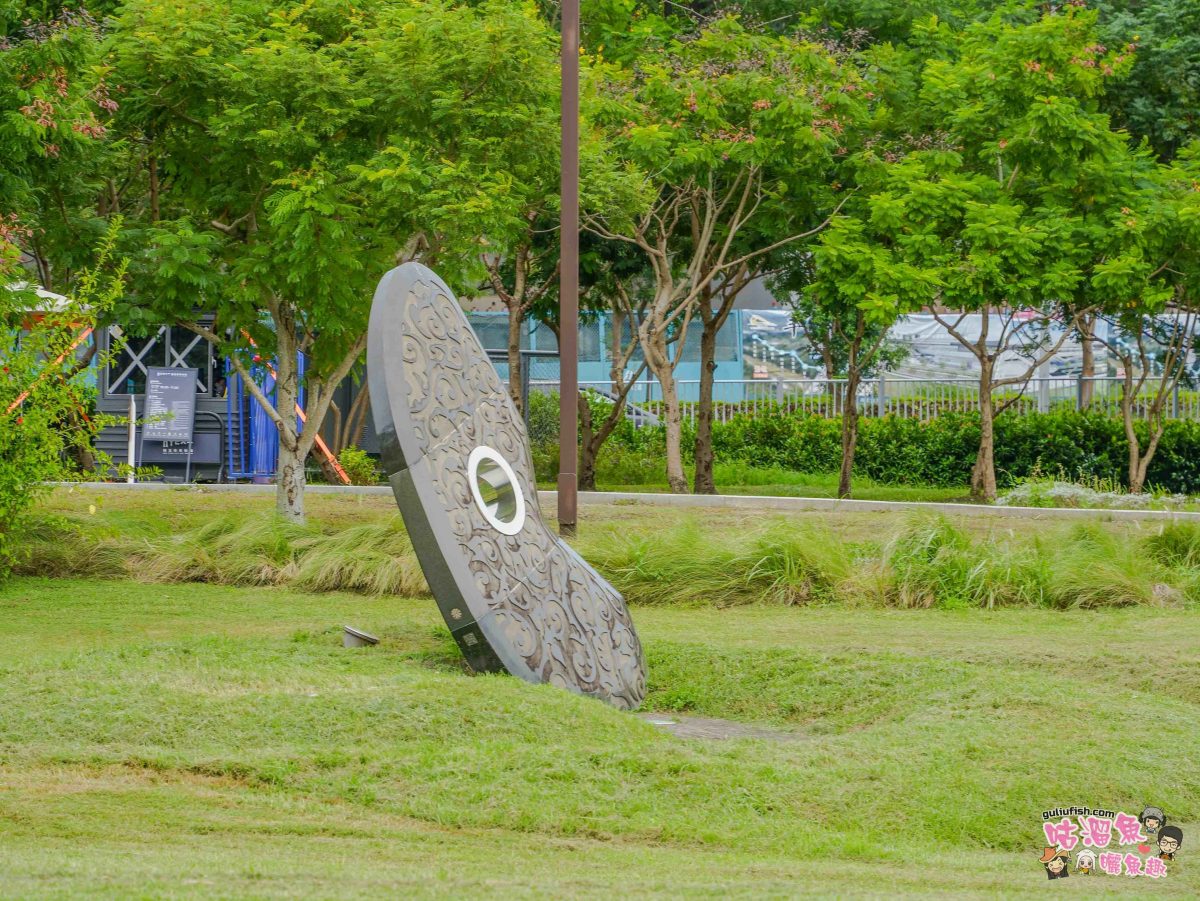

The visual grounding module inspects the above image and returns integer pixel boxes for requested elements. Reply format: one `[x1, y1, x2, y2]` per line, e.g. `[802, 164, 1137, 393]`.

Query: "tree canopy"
[4, 0, 1200, 503]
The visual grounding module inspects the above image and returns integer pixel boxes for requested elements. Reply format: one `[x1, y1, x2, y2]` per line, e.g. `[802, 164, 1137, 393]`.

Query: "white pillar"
[126, 393, 137, 483]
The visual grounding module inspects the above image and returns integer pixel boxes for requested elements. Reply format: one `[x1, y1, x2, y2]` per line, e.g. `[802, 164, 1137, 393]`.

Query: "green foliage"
[4, 569, 1200, 893]
[1100, 0, 1200, 160]
[532, 404, 1200, 495]
[111, 0, 388, 362]
[0, 228, 125, 578]
[17, 493, 1200, 612]
[582, 519, 852, 606]
[1, 4, 115, 288]
[526, 389, 563, 446]
[336, 445, 381, 486]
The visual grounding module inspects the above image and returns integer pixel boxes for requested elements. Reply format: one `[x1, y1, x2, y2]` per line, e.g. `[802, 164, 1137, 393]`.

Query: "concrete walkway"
[53, 482, 1200, 523]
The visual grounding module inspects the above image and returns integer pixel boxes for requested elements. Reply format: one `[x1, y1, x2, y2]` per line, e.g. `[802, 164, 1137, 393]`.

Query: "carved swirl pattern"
[383, 268, 645, 709]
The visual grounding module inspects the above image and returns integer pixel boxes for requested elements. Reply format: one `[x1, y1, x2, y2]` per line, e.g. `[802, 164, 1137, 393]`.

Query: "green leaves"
[589, 15, 864, 220]
[0, 222, 125, 576]
[815, 7, 1198, 334]
[1101, 0, 1200, 160]
[105, 0, 570, 377]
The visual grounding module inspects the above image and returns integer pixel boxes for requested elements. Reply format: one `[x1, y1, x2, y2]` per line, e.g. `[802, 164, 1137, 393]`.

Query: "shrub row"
[710, 411, 1200, 492]
[18, 510, 1200, 610]
[527, 390, 1200, 492]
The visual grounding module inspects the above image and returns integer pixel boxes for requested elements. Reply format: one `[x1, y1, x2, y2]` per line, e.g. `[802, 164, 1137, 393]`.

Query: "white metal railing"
[530, 376, 1200, 425]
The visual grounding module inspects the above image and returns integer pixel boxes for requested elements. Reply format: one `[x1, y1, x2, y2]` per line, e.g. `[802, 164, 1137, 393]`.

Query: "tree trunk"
[660, 380, 687, 493]
[644, 344, 686, 493]
[640, 321, 687, 493]
[273, 328, 306, 523]
[693, 319, 719, 495]
[315, 451, 342, 486]
[821, 341, 836, 381]
[148, 154, 161, 223]
[65, 407, 97, 473]
[1120, 375, 1145, 493]
[277, 443, 306, 523]
[578, 393, 597, 491]
[1078, 313, 1095, 410]
[1129, 448, 1146, 494]
[506, 303, 524, 415]
[579, 451, 598, 491]
[1131, 423, 1165, 495]
[341, 381, 371, 452]
[838, 369, 860, 499]
[971, 363, 998, 502]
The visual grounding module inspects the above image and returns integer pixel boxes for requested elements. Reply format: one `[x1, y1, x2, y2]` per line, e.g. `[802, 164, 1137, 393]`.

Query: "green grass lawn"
[2, 570, 1197, 897]
[601, 464, 970, 503]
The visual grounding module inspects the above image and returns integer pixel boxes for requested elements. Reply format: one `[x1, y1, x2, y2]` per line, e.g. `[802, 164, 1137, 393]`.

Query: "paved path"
[54, 482, 1200, 523]
[639, 712, 805, 743]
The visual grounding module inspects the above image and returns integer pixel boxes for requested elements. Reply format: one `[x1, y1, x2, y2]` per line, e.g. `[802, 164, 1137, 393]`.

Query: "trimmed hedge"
[527, 391, 1200, 492]
[718, 411, 1200, 491]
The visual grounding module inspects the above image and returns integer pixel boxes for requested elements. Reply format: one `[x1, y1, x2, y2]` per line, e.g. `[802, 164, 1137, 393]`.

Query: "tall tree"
[1098, 309, 1197, 493]
[876, 8, 1149, 501]
[587, 17, 863, 492]
[109, 0, 562, 522]
[575, 238, 652, 491]
[790, 202, 935, 497]
[481, 226, 559, 416]
[1091, 144, 1200, 492]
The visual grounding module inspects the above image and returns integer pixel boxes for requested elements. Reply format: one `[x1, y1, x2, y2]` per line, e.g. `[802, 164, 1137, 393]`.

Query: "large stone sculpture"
[367, 263, 646, 709]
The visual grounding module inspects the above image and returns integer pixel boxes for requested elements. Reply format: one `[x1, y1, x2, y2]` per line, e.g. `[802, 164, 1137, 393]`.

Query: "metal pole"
[126, 393, 137, 483]
[557, 0, 580, 537]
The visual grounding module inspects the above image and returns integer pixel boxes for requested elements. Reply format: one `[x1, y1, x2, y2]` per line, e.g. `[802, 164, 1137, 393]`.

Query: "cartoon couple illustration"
[1140, 806, 1183, 861]
[1039, 807, 1183, 879]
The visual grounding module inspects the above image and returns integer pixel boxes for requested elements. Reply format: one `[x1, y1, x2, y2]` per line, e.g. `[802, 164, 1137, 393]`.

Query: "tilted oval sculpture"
[367, 263, 646, 709]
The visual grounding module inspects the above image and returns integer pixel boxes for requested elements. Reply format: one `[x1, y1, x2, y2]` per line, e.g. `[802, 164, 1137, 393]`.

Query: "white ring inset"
[467, 445, 526, 536]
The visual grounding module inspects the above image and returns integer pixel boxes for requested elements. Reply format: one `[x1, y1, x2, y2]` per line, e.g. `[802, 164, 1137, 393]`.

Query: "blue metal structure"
[224, 355, 305, 482]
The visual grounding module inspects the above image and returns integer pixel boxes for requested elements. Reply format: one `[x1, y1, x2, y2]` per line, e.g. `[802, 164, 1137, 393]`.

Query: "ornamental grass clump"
[12, 516, 127, 579]
[292, 521, 426, 596]
[13, 498, 1200, 610]
[880, 516, 1050, 610]
[1045, 523, 1189, 609]
[582, 518, 850, 607]
[1144, 522, 1200, 569]
[133, 514, 310, 585]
